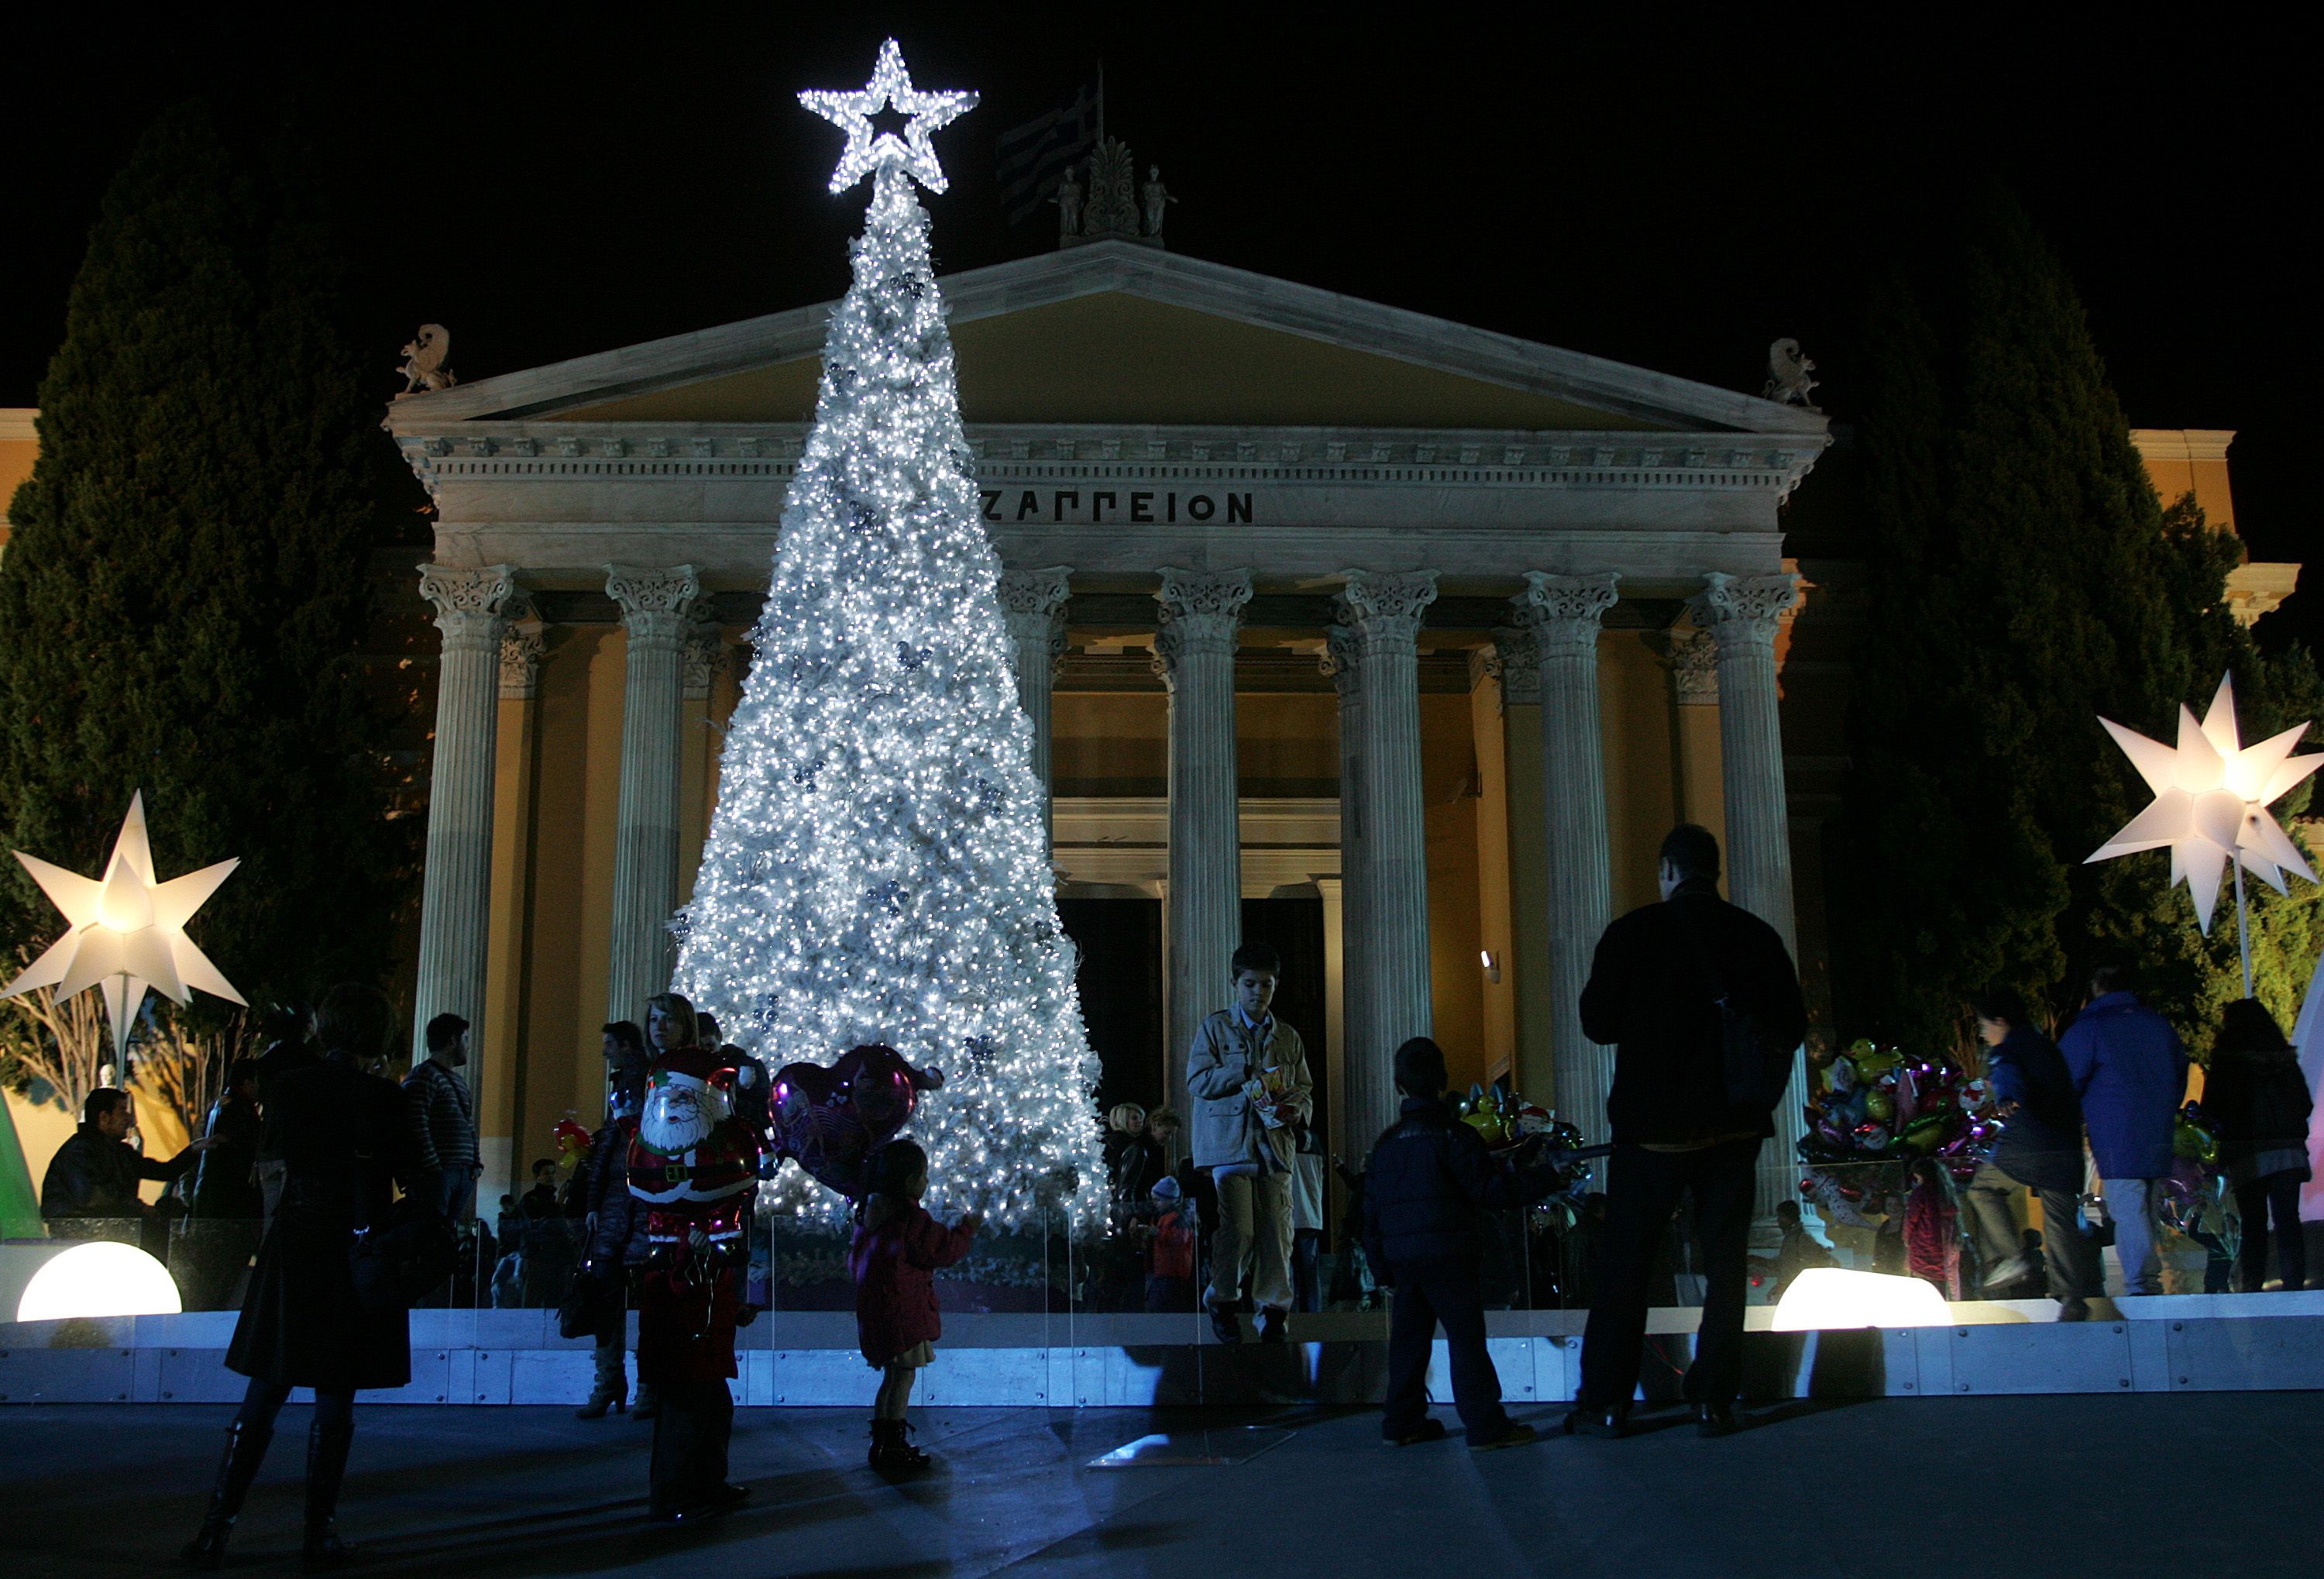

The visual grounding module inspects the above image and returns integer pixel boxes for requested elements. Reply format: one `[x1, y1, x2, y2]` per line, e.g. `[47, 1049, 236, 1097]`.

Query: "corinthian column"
[1153, 568, 1251, 1101]
[605, 563, 703, 1027]
[1490, 624, 1556, 1109]
[1334, 569, 1439, 1143]
[1510, 572, 1620, 1137]
[1687, 571, 1803, 1210]
[999, 566, 1073, 849]
[1322, 624, 1370, 1153]
[414, 564, 520, 1065]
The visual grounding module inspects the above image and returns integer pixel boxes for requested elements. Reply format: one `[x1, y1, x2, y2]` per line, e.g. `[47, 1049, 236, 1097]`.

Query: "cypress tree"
[0, 101, 411, 1033]
[1836, 191, 2323, 1051]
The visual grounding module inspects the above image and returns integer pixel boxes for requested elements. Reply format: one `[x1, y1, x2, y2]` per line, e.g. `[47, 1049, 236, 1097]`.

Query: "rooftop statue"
[1141, 165, 1176, 240]
[1762, 337, 1819, 411]
[397, 325, 457, 395]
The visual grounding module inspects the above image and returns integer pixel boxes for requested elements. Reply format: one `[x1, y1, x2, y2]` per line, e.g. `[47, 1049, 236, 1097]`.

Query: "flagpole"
[2235, 858, 2254, 1000]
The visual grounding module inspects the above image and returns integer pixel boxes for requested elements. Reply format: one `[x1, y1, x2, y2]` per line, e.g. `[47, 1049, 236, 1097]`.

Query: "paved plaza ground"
[9, 1392, 2315, 1577]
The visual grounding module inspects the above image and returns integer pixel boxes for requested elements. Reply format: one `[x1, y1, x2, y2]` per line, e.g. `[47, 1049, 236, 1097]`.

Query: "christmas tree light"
[674, 41, 1103, 1231]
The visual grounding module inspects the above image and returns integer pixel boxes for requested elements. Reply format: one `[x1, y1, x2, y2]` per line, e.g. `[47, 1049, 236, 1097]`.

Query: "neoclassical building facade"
[386, 239, 1839, 1206]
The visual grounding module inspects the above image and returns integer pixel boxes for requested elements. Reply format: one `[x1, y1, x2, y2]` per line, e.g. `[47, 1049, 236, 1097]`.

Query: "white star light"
[799, 39, 976, 195]
[2087, 674, 2322, 931]
[3, 792, 244, 1056]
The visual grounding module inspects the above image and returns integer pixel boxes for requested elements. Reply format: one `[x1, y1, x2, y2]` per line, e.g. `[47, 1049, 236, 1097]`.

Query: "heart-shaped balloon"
[768, 1042, 946, 1199]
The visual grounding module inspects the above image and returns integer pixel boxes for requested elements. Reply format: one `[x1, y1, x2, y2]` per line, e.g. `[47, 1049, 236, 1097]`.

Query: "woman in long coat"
[2206, 998, 2314, 1292]
[183, 984, 438, 1570]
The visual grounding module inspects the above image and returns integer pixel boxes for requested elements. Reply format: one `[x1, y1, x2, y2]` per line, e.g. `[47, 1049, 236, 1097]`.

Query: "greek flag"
[995, 83, 1098, 224]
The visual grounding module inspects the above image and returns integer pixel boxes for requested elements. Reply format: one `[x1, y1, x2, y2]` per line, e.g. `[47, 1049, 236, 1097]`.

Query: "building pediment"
[388, 241, 1826, 439]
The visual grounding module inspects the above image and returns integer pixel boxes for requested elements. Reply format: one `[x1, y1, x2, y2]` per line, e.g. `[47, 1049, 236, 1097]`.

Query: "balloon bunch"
[1454, 1082, 1557, 1151]
[1797, 1040, 2001, 1189]
[1454, 1082, 1598, 1224]
[768, 1042, 945, 1200]
[2158, 1101, 2240, 1259]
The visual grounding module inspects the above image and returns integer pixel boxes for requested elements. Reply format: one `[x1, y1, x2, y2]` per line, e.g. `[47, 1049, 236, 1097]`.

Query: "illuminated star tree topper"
[2088, 674, 2321, 992]
[674, 43, 1101, 1232]
[798, 38, 977, 195]
[3, 791, 245, 1058]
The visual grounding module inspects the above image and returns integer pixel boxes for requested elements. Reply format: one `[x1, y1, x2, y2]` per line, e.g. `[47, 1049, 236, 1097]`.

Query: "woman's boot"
[632, 1380, 660, 1420]
[576, 1343, 627, 1419]
[180, 1419, 273, 1569]
[891, 1419, 932, 1471]
[301, 1419, 358, 1570]
[871, 1419, 930, 1472]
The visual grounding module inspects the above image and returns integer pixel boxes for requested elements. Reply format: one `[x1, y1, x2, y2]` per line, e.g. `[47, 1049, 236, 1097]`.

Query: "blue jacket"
[2058, 992, 2188, 1179]
[1985, 1027, 2085, 1195]
[1360, 1097, 1536, 1272]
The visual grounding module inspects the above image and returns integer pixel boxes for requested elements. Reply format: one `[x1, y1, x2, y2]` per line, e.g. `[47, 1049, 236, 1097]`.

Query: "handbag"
[1676, 906, 1793, 1112]
[559, 1265, 617, 1340]
[349, 1195, 457, 1316]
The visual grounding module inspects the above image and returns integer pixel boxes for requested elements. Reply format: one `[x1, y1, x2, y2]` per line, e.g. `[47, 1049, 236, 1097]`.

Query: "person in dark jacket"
[249, 1004, 318, 1230]
[1568, 824, 1807, 1439]
[2205, 998, 2313, 1292]
[575, 1020, 647, 1419]
[178, 1061, 266, 1311]
[2058, 964, 2189, 1297]
[40, 1087, 213, 1233]
[1960, 990, 2101, 1318]
[182, 984, 440, 1571]
[1361, 1037, 1547, 1451]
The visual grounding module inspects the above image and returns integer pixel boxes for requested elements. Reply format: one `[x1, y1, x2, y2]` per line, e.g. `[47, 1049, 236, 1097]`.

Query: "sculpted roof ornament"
[397, 325, 456, 397]
[1059, 134, 1169, 251]
[1762, 338, 1820, 411]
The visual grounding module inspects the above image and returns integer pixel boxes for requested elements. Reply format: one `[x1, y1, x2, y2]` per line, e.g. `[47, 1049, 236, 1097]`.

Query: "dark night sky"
[13, 5, 2314, 639]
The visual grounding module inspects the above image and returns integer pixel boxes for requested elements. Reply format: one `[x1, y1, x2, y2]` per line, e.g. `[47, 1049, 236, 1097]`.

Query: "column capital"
[999, 565, 1074, 674]
[1335, 569, 1440, 651]
[998, 565, 1074, 622]
[499, 607, 547, 700]
[418, 563, 521, 647]
[1666, 627, 1721, 706]
[1686, 571, 1800, 651]
[606, 562, 704, 647]
[1511, 572, 1621, 653]
[1490, 627, 1542, 706]
[1152, 567, 1252, 683]
[681, 610, 728, 700]
[1319, 623, 1363, 697]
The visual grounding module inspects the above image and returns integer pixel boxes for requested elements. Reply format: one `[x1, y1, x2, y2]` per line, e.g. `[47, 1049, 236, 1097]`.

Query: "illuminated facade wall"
[385, 241, 1838, 1206]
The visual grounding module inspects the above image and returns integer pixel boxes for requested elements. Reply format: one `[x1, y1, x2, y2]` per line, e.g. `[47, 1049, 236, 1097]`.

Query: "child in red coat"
[848, 1140, 982, 1471]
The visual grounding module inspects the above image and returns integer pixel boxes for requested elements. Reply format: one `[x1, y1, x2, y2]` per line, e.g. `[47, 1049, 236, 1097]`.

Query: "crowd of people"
[18, 816, 2312, 1557]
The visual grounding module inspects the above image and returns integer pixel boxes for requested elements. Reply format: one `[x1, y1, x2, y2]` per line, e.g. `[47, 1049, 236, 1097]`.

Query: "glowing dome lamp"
[1769, 1268, 1951, 1331]
[16, 1241, 183, 1322]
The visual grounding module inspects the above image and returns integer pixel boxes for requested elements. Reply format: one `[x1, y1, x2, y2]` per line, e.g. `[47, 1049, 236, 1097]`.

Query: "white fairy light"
[2088, 673, 2321, 934]
[674, 43, 1101, 1233]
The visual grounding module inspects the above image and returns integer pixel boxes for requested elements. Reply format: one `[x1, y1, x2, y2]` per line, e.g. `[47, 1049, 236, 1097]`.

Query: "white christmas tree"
[675, 41, 1103, 1232]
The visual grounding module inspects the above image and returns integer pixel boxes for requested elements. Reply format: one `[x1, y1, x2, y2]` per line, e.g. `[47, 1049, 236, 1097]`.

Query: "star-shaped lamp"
[799, 38, 976, 194]
[3, 793, 244, 1058]
[2087, 674, 2322, 932]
